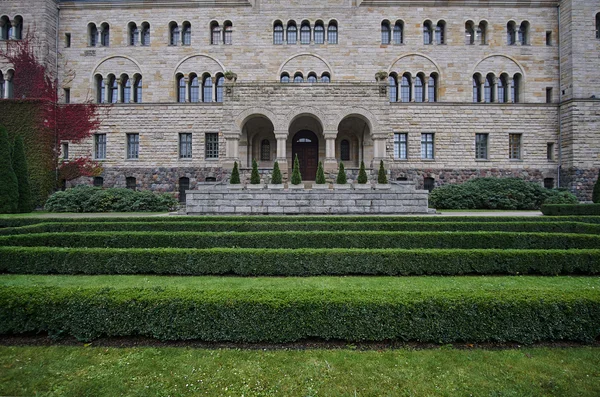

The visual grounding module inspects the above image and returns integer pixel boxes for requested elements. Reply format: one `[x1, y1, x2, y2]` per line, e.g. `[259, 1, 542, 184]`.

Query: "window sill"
[421, 158, 435, 161]
[125, 158, 139, 161]
[205, 157, 219, 161]
[509, 159, 523, 162]
[475, 159, 490, 162]
[179, 157, 193, 161]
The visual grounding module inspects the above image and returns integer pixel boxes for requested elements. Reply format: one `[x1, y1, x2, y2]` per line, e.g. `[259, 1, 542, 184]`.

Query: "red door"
[292, 130, 319, 180]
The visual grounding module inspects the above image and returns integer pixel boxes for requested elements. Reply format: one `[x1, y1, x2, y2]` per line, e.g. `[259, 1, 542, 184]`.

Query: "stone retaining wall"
[185, 182, 431, 215]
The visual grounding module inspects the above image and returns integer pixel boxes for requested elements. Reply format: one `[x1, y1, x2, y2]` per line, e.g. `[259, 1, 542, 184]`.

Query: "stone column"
[492, 77, 498, 103]
[117, 78, 123, 103]
[410, 79, 415, 102]
[9, 20, 17, 40]
[478, 81, 484, 103]
[275, 131, 288, 174]
[222, 134, 240, 169]
[324, 131, 338, 172]
[103, 78, 110, 103]
[424, 79, 429, 102]
[183, 75, 190, 102]
[212, 77, 218, 102]
[508, 80, 514, 103]
[5, 74, 11, 98]
[372, 136, 387, 168]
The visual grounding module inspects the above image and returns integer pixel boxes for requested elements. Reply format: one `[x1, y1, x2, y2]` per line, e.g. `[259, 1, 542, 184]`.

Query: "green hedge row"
[1, 231, 600, 249]
[2, 221, 599, 236]
[3, 216, 600, 228]
[541, 204, 600, 216]
[1, 284, 598, 343]
[1, 247, 599, 276]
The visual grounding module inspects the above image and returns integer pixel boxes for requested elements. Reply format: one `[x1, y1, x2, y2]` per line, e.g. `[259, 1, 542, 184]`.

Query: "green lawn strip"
[1, 346, 599, 397]
[2, 215, 600, 228]
[2, 221, 599, 235]
[1, 276, 598, 343]
[2, 230, 599, 249]
[1, 247, 599, 276]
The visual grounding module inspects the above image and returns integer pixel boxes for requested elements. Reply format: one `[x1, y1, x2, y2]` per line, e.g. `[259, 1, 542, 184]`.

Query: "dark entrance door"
[291, 130, 319, 180]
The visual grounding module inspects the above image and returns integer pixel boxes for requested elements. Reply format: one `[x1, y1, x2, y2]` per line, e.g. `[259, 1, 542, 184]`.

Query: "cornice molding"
[357, 0, 558, 7]
[59, 0, 253, 10]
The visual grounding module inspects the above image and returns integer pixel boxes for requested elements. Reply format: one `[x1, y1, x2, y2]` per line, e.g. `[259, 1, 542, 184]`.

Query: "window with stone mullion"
[394, 133, 407, 159]
[127, 133, 139, 159]
[475, 133, 488, 159]
[95, 134, 106, 159]
[179, 133, 192, 159]
[421, 133, 434, 159]
[205, 133, 219, 159]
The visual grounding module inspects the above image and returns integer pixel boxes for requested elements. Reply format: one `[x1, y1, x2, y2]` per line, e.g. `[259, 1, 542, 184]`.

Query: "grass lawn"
[0, 346, 599, 396]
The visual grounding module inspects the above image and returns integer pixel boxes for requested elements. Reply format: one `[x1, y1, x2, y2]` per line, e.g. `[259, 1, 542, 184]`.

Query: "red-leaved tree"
[0, 33, 104, 187]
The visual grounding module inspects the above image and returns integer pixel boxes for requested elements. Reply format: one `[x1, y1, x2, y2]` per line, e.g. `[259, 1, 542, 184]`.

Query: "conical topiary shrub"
[230, 161, 241, 184]
[250, 158, 261, 184]
[377, 160, 388, 184]
[271, 161, 282, 184]
[357, 161, 368, 184]
[291, 154, 302, 185]
[0, 126, 19, 213]
[593, 169, 600, 204]
[336, 162, 347, 184]
[315, 161, 326, 184]
[12, 135, 33, 212]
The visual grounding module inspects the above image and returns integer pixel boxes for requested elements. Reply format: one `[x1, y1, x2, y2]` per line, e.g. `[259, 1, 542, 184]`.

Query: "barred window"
[400, 74, 411, 102]
[134, 76, 143, 103]
[170, 22, 179, 45]
[182, 22, 191, 45]
[274, 22, 284, 44]
[435, 21, 445, 44]
[177, 75, 186, 103]
[100, 23, 110, 46]
[321, 73, 330, 83]
[428, 75, 437, 102]
[314, 23, 324, 44]
[203, 75, 212, 103]
[189, 75, 199, 103]
[507, 21, 516, 45]
[141, 22, 150, 46]
[393, 21, 403, 44]
[127, 133, 139, 159]
[389, 75, 397, 102]
[498, 76, 507, 103]
[421, 133, 434, 159]
[89, 23, 98, 46]
[327, 22, 337, 44]
[216, 75, 224, 103]
[280, 73, 290, 83]
[424, 177, 435, 192]
[205, 133, 219, 159]
[128, 22, 138, 46]
[340, 140, 350, 161]
[300, 22, 310, 44]
[509, 134, 521, 160]
[307, 73, 317, 83]
[381, 21, 391, 44]
[223, 22, 232, 45]
[211, 22, 220, 45]
[484, 75, 493, 103]
[261, 139, 270, 161]
[544, 178, 554, 189]
[94, 134, 106, 160]
[414, 75, 424, 103]
[179, 133, 192, 159]
[126, 176, 136, 190]
[423, 21, 433, 44]
[109, 76, 118, 103]
[122, 76, 131, 103]
[394, 133, 407, 159]
[475, 133, 488, 159]
[287, 23, 297, 44]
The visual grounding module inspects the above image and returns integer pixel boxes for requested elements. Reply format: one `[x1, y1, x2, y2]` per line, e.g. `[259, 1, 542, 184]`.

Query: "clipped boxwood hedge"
[1, 221, 599, 236]
[1, 247, 599, 276]
[1, 283, 598, 343]
[541, 204, 600, 216]
[1, 231, 600, 249]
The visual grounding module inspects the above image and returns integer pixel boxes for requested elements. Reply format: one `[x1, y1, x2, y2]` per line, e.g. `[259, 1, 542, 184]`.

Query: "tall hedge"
[378, 160, 388, 184]
[291, 154, 302, 185]
[0, 126, 19, 213]
[250, 158, 261, 184]
[593, 169, 600, 204]
[12, 135, 33, 212]
[230, 161, 241, 184]
[271, 161, 282, 184]
[357, 161, 368, 184]
[336, 162, 347, 184]
[315, 161, 326, 184]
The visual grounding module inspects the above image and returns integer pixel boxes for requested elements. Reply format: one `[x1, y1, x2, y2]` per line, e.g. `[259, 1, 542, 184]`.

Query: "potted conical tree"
[228, 161, 243, 190]
[247, 159, 264, 189]
[334, 162, 351, 189]
[313, 161, 329, 190]
[269, 161, 284, 190]
[289, 154, 304, 189]
[375, 160, 391, 190]
[354, 161, 371, 190]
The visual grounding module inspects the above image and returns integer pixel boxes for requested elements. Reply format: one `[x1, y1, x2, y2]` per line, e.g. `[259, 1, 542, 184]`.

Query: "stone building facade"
[1, 0, 599, 200]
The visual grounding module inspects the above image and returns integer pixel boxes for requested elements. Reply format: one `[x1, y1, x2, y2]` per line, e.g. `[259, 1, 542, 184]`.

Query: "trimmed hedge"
[1, 221, 600, 236]
[3, 216, 600, 228]
[1, 231, 599, 249]
[1, 247, 599, 276]
[1, 282, 598, 343]
[541, 204, 600, 216]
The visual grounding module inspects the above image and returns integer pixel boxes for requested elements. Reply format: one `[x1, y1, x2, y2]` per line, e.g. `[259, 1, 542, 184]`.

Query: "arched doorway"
[291, 130, 319, 180]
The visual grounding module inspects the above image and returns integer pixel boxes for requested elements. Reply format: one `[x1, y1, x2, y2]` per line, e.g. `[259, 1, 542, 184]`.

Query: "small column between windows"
[103, 78, 110, 103]
[493, 77, 498, 102]
[10, 20, 17, 40]
[410, 79, 415, 102]
[117, 78, 123, 103]
[184, 75, 190, 102]
[478, 81, 484, 103]
[507, 80, 514, 103]
[424, 80, 429, 102]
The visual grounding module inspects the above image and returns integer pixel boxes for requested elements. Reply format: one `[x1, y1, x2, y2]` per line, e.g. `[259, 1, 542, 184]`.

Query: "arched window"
[424, 177, 435, 192]
[280, 73, 290, 83]
[223, 21, 232, 45]
[321, 73, 330, 83]
[519, 21, 529, 45]
[177, 74, 186, 103]
[182, 22, 191, 45]
[423, 21, 433, 44]
[141, 22, 150, 46]
[260, 139, 270, 161]
[327, 21, 338, 44]
[294, 73, 304, 83]
[13, 16, 23, 40]
[126, 177, 136, 190]
[202, 75, 212, 103]
[95, 74, 104, 103]
[507, 21, 517, 45]
[287, 22, 297, 45]
[0, 71, 4, 99]
[340, 140, 350, 161]
[314, 21, 324, 44]
[307, 73, 317, 83]
[473, 75, 481, 103]
[435, 21, 445, 44]
[211, 22, 220, 45]
[388, 74, 398, 102]
[274, 21, 284, 44]
[428, 74, 438, 102]
[189, 74, 199, 103]
[400, 74, 411, 102]
[465, 21, 475, 45]
[393, 21, 403, 44]
[484, 74, 494, 103]
[170, 22, 179, 45]
[133, 75, 142, 103]
[100, 23, 109, 46]
[108, 75, 117, 103]
[478, 21, 487, 45]
[597, 13, 600, 39]
[415, 75, 424, 103]
[128, 22, 138, 46]
[121, 75, 131, 103]
[0, 16, 9, 40]
[381, 21, 391, 44]
[216, 74, 224, 103]
[300, 21, 310, 44]
[512, 73, 522, 103]
[498, 75, 508, 103]
[88, 23, 98, 46]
